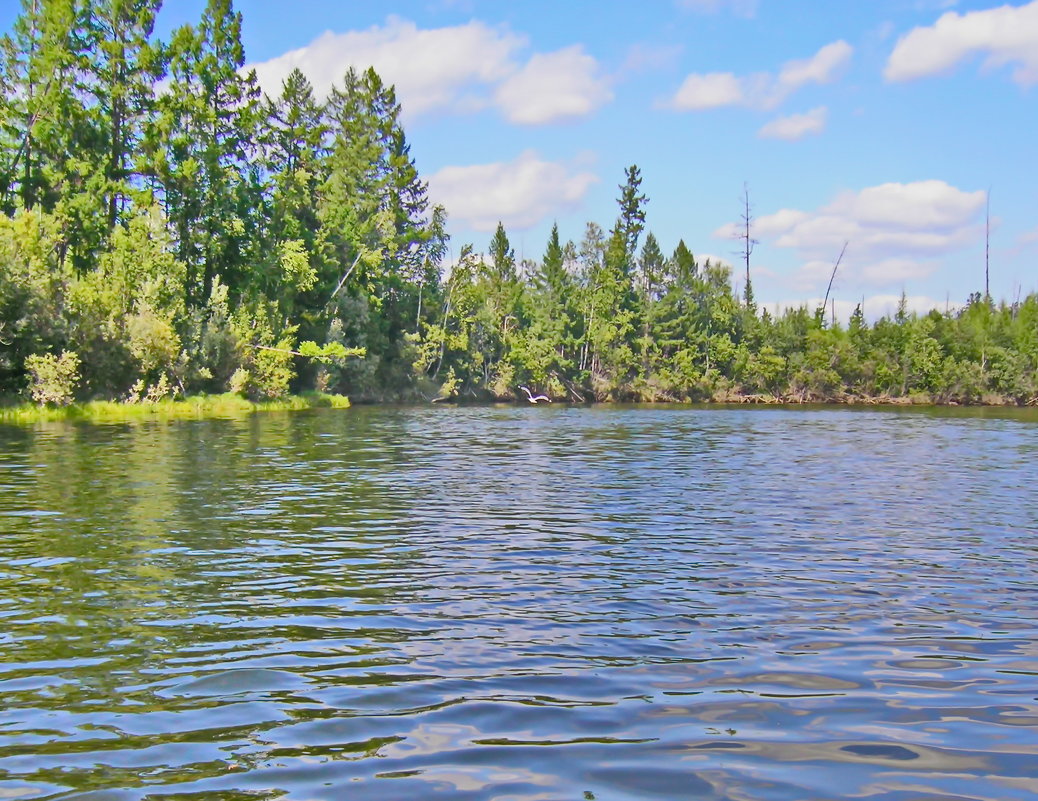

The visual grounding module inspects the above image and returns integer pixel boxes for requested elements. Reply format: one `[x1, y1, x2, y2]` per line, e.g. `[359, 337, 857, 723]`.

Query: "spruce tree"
[147, 0, 260, 305]
[87, 0, 163, 232]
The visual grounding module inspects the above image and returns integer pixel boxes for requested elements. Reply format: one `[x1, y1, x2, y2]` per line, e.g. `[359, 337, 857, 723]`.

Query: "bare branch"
[328, 251, 364, 303]
[822, 241, 848, 313]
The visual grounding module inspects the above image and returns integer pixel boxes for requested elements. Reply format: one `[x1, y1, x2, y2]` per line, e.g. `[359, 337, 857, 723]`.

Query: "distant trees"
[0, 2, 1034, 408]
[422, 189, 1038, 406]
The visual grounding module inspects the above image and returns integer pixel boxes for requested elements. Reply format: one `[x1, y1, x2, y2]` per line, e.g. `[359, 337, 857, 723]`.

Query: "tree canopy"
[1, 0, 1035, 407]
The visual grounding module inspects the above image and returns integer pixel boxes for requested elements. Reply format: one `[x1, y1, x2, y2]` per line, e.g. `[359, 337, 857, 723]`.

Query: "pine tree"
[670, 239, 696, 286]
[527, 222, 576, 379]
[146, 0, 261, 305]
[636, 232, 665, 378]
[0, 0, 82, 213]
[319, 67, 386, 290]
[261, 67, 327, 305]
[488, 221, 515, 284]
[86, 0, 163, 232]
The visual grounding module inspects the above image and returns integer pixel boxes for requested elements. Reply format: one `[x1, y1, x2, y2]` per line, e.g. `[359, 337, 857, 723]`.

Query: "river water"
[1, 405, 1037, 800]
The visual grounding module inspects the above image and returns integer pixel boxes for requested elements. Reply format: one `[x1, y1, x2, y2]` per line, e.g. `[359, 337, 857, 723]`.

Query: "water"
[1, 405, 1037, 800]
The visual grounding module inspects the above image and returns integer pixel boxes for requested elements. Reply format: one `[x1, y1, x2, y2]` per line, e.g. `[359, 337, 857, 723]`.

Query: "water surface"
[2, 405, 1037, 800]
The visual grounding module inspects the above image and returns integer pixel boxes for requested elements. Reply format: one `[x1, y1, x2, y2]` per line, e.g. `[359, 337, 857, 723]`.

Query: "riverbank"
[0, 391, 350, 424]
[447, 383, 1032, 407]
[702, 387, 1031, 407]
[3, 386, 1033, 426]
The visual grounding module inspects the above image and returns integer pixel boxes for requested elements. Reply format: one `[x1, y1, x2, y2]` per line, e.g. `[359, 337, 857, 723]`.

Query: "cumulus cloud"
[494, 45, 613, 125]
[824, 181, 986, 230]
[248, 16, 523, 117]
[248, 16, 612, 124]
[665, 40, 852, 111]
[427, 150, 598, 232]
[669, 72, 745, 110]
[758, 106, 827, 140]
[715, 180, 986, 290]
[885, 0, 1038, 85]
[774, 41, 854, 100]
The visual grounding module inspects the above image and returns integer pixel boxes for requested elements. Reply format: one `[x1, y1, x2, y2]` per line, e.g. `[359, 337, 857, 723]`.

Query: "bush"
[249, 343, 295, 400]
[228, 367, 250, 396]
[25, 351, 81, 406]
[227, 345, 296, 401]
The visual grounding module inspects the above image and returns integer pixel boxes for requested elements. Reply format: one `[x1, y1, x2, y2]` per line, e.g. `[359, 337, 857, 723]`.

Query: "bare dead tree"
[732, 182, 758, 306]
[985, 187, 991, 301]
[822, 241, 848, 318]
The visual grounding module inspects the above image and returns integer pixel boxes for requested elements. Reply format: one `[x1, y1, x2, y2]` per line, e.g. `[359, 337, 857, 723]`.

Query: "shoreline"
[3, 388, 1035, 426]
[433, 386, 1035, 408]
[0, 391, 350, 425]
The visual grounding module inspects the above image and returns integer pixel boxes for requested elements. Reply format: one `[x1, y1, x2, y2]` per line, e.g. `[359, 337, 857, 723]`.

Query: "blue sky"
[5, 0, 1036, 318]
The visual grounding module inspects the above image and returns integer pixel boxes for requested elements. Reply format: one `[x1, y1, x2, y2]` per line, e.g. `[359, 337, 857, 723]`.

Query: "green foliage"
[25, 350, 80, 405]
[247, 340, 295, 400]
[0, 2, 1034, 410]
[297, 340, 364, 363]
[0, 390, 349, 424]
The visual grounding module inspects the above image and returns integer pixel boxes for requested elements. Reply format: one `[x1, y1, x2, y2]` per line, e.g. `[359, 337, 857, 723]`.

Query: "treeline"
[0, 0, 444, 404]
[426, 176, 1038, 405]
[1, 1, 1036, 407]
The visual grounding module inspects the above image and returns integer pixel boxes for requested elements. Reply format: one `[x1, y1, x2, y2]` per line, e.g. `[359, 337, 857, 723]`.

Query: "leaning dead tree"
[822, 242, 849, 321]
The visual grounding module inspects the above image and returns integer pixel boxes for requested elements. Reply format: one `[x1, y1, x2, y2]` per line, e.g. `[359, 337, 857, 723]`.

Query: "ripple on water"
[1, 406, 1038, 800]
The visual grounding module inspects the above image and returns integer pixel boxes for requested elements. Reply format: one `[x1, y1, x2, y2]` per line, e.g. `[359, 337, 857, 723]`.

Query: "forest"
[1, 0, 1036, 409]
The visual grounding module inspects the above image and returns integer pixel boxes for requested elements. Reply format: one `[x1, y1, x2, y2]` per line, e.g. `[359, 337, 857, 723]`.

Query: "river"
[2, 405, 1037, 800]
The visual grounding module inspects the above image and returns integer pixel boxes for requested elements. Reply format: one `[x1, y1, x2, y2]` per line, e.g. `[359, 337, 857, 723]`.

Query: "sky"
[4, 0, 1037, 319]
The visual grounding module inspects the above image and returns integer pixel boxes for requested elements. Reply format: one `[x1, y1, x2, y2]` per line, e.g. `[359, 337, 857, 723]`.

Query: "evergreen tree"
[636, 232, 665, 378]
[0, 0, 82, 213]
[0, 3, 1034, 409]
[488, 221, 515, 284]
[86, 0, 163, 232]
[146, 0, 261, 305]
[670, 239, 696, 285]
[535, 222, 566, 296]
[614, 164, 647, 262]
[260, 67, 327, 312]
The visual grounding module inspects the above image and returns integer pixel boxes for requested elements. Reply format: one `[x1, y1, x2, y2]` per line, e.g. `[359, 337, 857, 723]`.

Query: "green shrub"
[249, 343, 295, 400]
[25, 351, 81, 406]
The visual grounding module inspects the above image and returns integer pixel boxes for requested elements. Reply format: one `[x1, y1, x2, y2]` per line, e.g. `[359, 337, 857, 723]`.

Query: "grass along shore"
[0, 391, 350, 424]
[4, 386, 1034, 426]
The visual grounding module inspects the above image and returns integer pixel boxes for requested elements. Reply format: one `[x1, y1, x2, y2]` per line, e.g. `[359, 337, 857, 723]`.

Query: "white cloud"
[825, 180, 986, 229]
[248, 16, 611, 124]
[668, 72, 745, 110]
[758, 106, 827, 140]
[774, 41, 853, 101]
[494, 45, 613, 125]
[427, 150, 599, 232]
[665, 40, 852, 111]
[716, 180, 986, 290]
[249, 17, 522, 116]
[860, 257, 939, 284]
[755, 208, 810, 236]
[676, 0, 759, 17]
[885, 0, 1038, 85]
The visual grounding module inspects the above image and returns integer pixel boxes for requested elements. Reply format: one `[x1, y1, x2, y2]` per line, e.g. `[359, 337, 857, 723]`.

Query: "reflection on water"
[1, 405, 1038, 800]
